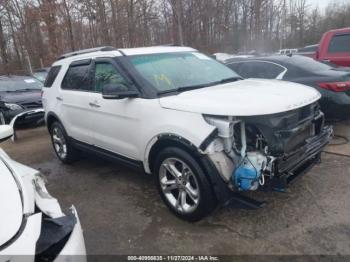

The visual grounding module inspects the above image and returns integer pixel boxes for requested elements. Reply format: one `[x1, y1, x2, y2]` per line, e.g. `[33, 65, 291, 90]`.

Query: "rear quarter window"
[44, 66, 61, 87]
[61, 63, 92, 91]
[328, 34, 350, 53]
[228, 61, 284, 79]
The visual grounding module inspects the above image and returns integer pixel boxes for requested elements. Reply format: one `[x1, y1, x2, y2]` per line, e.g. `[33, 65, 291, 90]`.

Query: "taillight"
[317, 81, 350, 92]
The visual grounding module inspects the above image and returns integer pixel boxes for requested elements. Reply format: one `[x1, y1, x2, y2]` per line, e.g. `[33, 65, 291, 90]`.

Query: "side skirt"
[70, 138, 145, 172]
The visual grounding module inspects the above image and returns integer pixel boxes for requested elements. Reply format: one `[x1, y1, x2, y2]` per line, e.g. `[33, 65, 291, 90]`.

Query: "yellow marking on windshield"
[154, 74, 174, 88]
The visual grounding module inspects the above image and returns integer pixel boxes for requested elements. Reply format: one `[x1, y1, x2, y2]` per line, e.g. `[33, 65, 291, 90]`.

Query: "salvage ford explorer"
[42, 46, 333, 221]
[0, 125, 86, 261]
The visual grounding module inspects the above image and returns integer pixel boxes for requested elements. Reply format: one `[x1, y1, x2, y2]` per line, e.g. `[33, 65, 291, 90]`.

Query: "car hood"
[0, 159, 23, 247]
[0, 90, 41, 104]
[159, 79, 321, 116]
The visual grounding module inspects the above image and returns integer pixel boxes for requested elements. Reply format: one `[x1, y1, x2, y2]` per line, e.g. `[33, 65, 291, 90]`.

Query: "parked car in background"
[225, 55, 350, 120]
[32, 68, 50, 83]
[316, 27, 350, 67]
[278, 49, 298, 55]
[43, 46, 332, 221]
[297, 44, 318, 58]
[0, 75, 44, 127]
[0, 125, 86, 261]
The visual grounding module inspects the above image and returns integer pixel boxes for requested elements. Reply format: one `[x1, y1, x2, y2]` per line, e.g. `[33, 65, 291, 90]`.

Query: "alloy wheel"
[52, 127, 67, 159]
[159, 158, 200, 214]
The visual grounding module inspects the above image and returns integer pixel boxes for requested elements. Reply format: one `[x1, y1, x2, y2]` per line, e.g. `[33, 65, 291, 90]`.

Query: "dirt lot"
[2, 122, 350, 255]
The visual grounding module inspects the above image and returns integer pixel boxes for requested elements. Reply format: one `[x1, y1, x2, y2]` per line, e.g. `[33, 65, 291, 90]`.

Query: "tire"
[50, 121, 79, 164]
[154, 147, 217, 222]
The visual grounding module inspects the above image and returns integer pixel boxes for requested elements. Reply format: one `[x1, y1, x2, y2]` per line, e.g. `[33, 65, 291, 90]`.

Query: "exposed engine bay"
[203, 102, 333, 192]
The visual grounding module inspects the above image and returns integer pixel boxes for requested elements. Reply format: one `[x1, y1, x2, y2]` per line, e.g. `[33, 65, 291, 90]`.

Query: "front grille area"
[243, 102, 321, 155]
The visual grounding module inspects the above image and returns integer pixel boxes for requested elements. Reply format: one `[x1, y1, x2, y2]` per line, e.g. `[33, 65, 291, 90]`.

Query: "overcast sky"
[307, 0, 343, 11]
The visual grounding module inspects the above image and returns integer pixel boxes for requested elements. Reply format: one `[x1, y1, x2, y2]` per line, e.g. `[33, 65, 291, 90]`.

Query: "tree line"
[0, 0, 350, 74]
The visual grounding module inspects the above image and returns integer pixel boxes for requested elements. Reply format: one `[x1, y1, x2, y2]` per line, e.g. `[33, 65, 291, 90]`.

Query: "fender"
[145, 132, 233, 204]
[144, 133, 199, 174]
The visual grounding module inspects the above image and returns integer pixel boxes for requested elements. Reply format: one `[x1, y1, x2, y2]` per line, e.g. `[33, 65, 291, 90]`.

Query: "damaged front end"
[202, 102, 333, 193]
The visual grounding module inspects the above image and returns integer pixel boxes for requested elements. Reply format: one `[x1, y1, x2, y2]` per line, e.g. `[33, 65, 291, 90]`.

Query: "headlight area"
[33, 174, 85, 260]
[4, 103, 23, 111]
[202, 106, 332, 193]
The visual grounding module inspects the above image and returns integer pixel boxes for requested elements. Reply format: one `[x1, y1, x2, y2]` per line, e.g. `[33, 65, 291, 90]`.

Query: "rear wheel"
[50, 122, 79, 164]
[154, 147, 217, 222]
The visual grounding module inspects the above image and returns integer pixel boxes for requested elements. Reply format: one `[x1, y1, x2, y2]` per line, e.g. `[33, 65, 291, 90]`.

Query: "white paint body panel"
[0, 160, 23, 247]
[0, 149, 86, 258]
[159, 79, 321, 116]
[86, 93, 215, 161]
[0, 125, 13, 141]
[1, 213, 42, 261]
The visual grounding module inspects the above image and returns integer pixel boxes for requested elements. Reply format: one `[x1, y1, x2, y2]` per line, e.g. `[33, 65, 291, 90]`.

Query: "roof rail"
[58, 46, 117, 60]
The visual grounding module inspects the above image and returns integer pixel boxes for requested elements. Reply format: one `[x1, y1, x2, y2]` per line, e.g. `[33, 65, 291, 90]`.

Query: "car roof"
[224, 54, 312, 64]
[326, 27, 350, 34]
[53, 46, 197, 66]
[0, 75, 37, 82]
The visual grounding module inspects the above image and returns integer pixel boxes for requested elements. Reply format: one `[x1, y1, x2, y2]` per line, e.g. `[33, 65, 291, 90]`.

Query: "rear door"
[323, 33, 350, 67]
[58, 59, 94, 144]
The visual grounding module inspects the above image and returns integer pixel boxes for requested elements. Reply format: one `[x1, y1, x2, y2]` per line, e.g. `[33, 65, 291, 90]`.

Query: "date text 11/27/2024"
[127, 256, 220, 261]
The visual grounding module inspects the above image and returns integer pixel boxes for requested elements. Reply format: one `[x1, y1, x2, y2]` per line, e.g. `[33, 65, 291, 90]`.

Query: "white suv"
[42, 46, 332, 221]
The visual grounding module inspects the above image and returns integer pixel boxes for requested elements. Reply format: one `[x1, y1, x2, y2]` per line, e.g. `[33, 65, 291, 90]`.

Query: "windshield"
[32, 72, 48, 83]
[129, 52, 240, 93]
[0, 77, 43, 92]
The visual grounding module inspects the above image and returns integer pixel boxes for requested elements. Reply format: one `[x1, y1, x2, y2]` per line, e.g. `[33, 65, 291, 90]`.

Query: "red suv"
[316, 27, 350, 67]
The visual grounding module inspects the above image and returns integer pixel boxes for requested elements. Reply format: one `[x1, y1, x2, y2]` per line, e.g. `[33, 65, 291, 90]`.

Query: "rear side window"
[227, 61, 284, 79]
[61, 63, 92, 91]
[328, 34, 350, 53]
[44, 66, 61, 87]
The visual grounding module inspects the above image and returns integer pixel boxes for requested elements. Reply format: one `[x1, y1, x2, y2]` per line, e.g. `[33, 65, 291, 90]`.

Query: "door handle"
[56, 97, 63, 101]
[89, 102, 101, 108]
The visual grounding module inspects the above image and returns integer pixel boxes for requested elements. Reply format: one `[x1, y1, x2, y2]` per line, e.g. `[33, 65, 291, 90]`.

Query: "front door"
[88, 58, 142, 160]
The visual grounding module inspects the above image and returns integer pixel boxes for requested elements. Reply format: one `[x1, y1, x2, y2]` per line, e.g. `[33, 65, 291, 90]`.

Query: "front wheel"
[154, 147, 217, 222]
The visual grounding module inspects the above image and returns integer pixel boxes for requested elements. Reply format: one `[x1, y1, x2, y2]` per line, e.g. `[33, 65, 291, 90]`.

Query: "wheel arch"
[147, 134, 199, 174]
[46, 111, 63, 133]
[146, 133, 232, 204]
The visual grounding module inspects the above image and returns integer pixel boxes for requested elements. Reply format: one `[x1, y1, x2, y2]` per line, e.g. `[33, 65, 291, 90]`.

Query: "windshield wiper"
[158, 77, 242, 96]
[158, 83, 212, 95]
[219, 77, 243, 84]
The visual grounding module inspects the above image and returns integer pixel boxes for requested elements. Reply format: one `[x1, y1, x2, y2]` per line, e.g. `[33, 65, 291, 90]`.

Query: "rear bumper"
[54, 207, 86, 262]
[0, 208, 86, 262]
[270, 125, 333, 191]
[36, 206, 86, 262]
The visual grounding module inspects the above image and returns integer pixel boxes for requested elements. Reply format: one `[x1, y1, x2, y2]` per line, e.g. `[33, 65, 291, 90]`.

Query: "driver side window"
[94, 62, 129, 93]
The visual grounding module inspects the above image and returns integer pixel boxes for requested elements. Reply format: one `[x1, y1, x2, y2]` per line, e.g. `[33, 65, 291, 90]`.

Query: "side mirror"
[102, 84, 139, 100]
[0, 125, 14, 143]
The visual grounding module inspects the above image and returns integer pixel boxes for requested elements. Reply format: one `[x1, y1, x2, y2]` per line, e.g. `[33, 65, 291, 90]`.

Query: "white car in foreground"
[43, 46, 332, 221]
[0, 126, 86, 261]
